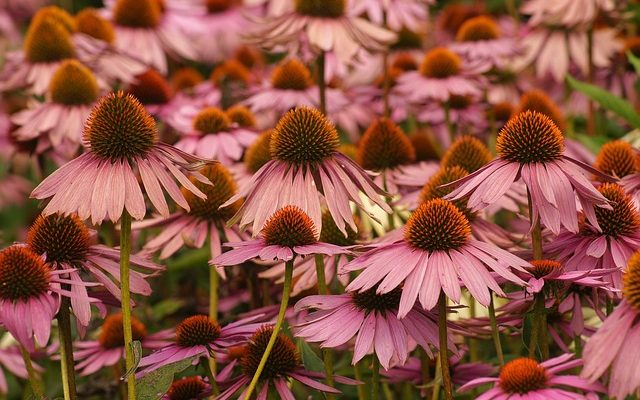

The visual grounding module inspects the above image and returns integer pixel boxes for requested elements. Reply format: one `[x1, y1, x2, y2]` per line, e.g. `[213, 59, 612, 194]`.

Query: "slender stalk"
[113, 362, 126, 400]
[314, 254, 336, 398]
[354, 360, 367, 400]
[438, 291, 453, 400]
[528, 293, 546, 360]
[58, 297, 77, 400]
[419, 347, 432, 399]
[243, 260, 294, 400]
[527, 190, 543, 260]
[468, 296, 479, 362]
[20, 345, 44, 399]
[318, 52, 327, 115]
[208, 265, 220, 396]
[202, 356, 219, 396]
[574, 335, 583, 358]
[443, 102, 455, 144]
[430, 355, 441, 400]
[371, 356, 380, 400]
[382, 174, 395, 230]
[488, 292, 504, 366]
[118, 211, 136, 400]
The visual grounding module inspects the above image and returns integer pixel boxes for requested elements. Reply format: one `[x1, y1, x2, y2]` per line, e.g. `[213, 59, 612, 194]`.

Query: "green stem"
[430, 355, 441, 400]
[20, 345, 44, 399]
[354, 360, 367, 400]
[468, 296, 479, 363]
[443, 102, 455, 144]
[318, 52, 327, 115]
[242, 260, 294, 400]
[419, 347, 432, 399]
[438, 291, 453, 400]
[488, 292, 504, 366]
[208, 264, 220, 397]
[574, 335, 583, 358]
[314, 255, 336, 398]
[371, 356, 380, 400]
[527, 190, 543, 260]
[119, 211, 136, 400]
[202, 356, 219, 396]
[58, 297, 77, 400]
[528, 293, 547, 360]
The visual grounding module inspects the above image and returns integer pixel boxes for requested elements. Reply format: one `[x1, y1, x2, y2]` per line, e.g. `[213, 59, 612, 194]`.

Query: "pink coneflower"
[348, 0, 431, 32]
[245, 0, 396, 65]
[460, 354, 605, 399]
[127, 69, 186, 121]
[170, 105, 258, 165]
[0, 174, 30, 210]
[382, 354, 496, 387]
[445, 111, 612, 235]
[161, 376, 212, 400]
[73, 313, 172, 375]
[30, 91, 211, 225]
[222, 107, 390, 236]
[26, 213, 163, 327]
[344, 198, 530, 317]
[521, 0, 614, 26]
[294, 285, 454, 370]
[137, 314, 263, 375]
[582, 251, 640, 399]
[103, 0, 196, 74]
[595, 140, 639, 180]
[213, 206, 352, 266]
[216, 325, 358, 399]
[0, 245, 90, 351]
[450, 16, 521, 69]
[11, 60, 100, 158]
[0, 346, 36, 395]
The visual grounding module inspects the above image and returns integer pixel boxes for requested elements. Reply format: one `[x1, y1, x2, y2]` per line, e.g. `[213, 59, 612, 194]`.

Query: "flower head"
[441, 135, 492, 173]
[162, 376, 212, 400]
[75, 8, 115, 44]
[456, 16, 500, 42]
[595, 140, 639, 179]
[497, 111, 564, 164]
[357, 118, 415, 171]
[517, 90, 567, 132]
[24, 16, 75, 63]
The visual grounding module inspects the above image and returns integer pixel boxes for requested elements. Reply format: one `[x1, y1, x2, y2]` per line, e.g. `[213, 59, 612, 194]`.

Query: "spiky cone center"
[295, 0, 345, 18]
[210, 60, 251, 85]
[271, 59, 312, 91]
[128, 70, 172, 105]
[182, 164, 241, 221]
[405, 199, 471, 252]
[261, 206, 318, 247]
[234, 46, 264, 69]
[75, 8, 115, 44]
[84, 91, 158, 162]
[27, 214, 91, 267]
[528, 260, 562, 279]
[492, 101, 515, 122]
[245, 130, 273, 173]
[49, 60, 99, 105]
[623, 251, 640, 310]
[320, 210, 358, 246]
[271, 107, 339, 165]
[419, 166, 473, 220]
[391, 53, 419, 72]
[595, 141, 639, 178]
[166, 376, 208, 400]
[499, 358, 548, 394]
[33, 6, 76, 32]
[419, 48, 462, 79]
[0, 246, 51, 301]
[391, 28, 423, 51]
[594, 183, 640, 237]
[497, 111, 564, 164]
[357, 118, 416, 171]
[411, 131, 440, 161]
[240, 326, 301, 380]
[206, 0, 233, 13]
[441, 135, 492, 173]
[99, 314, 148, 349]
[176, 315, 221, 347]
[518, 90, 566, 132]
[352, 286, 402, 313]
[193, 107, 230, 134]
[439, 3, 483, 35]
[24, 18, 76, 63]
[226, 105, 256, 128]
[113, 0, 162, 28]
[456, 15, 501, 42]
[171, 68, 204, 92]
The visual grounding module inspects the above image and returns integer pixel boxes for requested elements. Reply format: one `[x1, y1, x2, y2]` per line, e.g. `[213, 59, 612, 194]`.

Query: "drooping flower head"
[595, 140, 640, 179]
[161, 376, 212, 400]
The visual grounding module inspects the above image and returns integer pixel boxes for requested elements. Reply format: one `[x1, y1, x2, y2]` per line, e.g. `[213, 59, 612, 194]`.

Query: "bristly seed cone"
[357, 117, 416, 170]
[182, 163, 241, 220]
[419, 166, 473, 220]
[226, 105, 256, 128]
[497, 111, 564, 164]
[210, 59, 252, 85]
[261, 206, 318, 247]
[113, 0, 162, 28]
[99, 313, 148, 349]
[492, 101, 515, 122]
[594, 183, 640, 238]
[320, 210, 358, 246]
[518, 90, 567, 132]
[75, 8, 115, 44]
[295, 0, 345, 18]
[528, 260, 562, 279]
[271, 59, 312, 91]
[193, 107, 230, 134]
[206, 0, 233, 13]
[49, 60, 99, 105]
[176, 315, 221, 347]
[352, 286, 402, 313]
[391, 53, 419, 72]
[34, 6, 76, 32]
[245, 130, 273, 173]
[441, 135, 492, 173]
[499, 358, 548, 394]
[27, 213, 91, 267]
[128, 70, 173, 105]
[240, 326, 301, 380]
[405, 199, 471, 252]
[419, 47, 462, 79]
[84, 91, 158, 161]
[234, 46, 264, 69]
[456, 15, 501, 42]
[594, 140, 639, 179]
[271, 107, 339, 165]
[166, 376, 208, 400]
[171, 68, 204, 92]
[24, 17, 76, 63]
[0, 246, 51, 301]
[624, 251, 640, 310]
[411, 131, 440, 161]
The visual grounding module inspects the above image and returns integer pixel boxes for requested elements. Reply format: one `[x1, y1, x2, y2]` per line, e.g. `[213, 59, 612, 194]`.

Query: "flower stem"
[438, 291, 453, 400]
[208, 264, 220, 396]
[242, 259, 294, 400]
[488, 292, 504, 366]
[58, 297, 77, 400]
[318, 52, 327, 115]
[314, 255, 336, 398]
[20, 345, 44, 399]
[528, 292, 547, 360]
[371, 356, 380, 400]
[527, 190, 543, 260]
[354, 360, 367, 400]
[430, 355, 441, 400]
[119, 211, 136, 400]
[443, 101, 455, 144]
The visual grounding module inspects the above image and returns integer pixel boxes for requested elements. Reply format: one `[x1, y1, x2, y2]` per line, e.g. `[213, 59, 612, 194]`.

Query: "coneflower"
[161, 376, 212, 400]
[450, 15, 520, 68]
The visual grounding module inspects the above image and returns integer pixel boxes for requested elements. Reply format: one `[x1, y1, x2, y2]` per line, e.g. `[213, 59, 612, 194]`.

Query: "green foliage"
[137, 356, 198, 400]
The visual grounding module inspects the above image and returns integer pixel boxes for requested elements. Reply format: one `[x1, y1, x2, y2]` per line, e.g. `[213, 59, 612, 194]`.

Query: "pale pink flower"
[0, 346, 37, 394]
[348, 0, 432, 32]
[522, 0, 615, 27]
[382, 354, 495, 387]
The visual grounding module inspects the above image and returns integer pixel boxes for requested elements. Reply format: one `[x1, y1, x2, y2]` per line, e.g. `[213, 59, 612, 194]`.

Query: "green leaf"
[566, 75, 640, 128]
[296, 339, 325, 372]
[137, 356, 198, 400]
[628, 51, 640, 76]
[122, 340, 143, 379]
